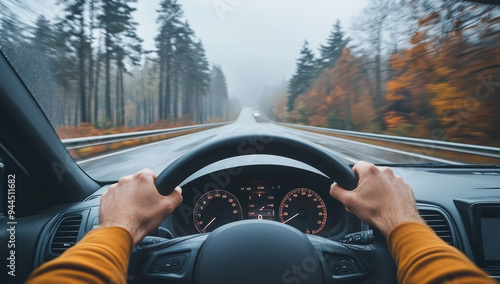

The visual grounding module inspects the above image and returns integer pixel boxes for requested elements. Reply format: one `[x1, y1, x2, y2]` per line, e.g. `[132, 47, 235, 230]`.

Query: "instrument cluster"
[192, 186, 327, 234]
[171, 165, 346, 236]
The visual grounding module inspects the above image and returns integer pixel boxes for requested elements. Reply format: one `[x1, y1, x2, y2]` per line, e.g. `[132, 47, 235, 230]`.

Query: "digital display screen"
[480, 218, 500, 261]
[248, 193, 275, 220]
[242, 185, 279, 221]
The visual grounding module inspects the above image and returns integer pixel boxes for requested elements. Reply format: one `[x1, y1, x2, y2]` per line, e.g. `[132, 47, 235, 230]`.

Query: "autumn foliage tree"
[278, 1, 500, 147]
[427, 5, 500, 144]
[296, 48, 376, 131]
[385, 20, 439, 136]
[386, 3, 500, 144]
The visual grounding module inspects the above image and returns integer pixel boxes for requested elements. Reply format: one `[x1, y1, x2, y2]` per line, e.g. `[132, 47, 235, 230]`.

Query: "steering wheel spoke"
[129, 235, 207, 283]
[307, 235, 369, 283]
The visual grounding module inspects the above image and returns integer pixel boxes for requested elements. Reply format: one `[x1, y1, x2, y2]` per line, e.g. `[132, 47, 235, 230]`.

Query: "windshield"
[1, 0, 500, 181]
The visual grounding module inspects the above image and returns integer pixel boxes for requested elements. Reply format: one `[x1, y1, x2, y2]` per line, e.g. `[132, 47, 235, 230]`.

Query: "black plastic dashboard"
[17, 158, 500, 282]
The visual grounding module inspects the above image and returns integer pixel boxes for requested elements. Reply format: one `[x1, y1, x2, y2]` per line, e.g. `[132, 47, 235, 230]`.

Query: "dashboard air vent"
[50, 215, 82, 255]
[419, 208, 454, 246]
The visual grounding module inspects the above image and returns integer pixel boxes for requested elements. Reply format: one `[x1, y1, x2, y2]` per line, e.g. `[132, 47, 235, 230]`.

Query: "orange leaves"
[386, 80, 406, 101]
[290, 48, 377, 131]
[325, 95, 333, 105]
[384, 28, 438, 137]
[383, 4, 500, 145]
[418, 12, 440, 27]
[383, 111, 406, 130]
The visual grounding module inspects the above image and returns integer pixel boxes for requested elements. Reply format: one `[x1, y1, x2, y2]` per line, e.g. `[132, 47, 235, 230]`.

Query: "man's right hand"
[330, 161, 425, 237]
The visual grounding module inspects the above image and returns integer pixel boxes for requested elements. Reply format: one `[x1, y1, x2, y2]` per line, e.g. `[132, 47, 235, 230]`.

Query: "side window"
[0, 145, 46, 217]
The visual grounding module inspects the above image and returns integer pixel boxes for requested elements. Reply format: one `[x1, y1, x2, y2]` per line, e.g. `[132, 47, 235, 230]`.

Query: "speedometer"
[193, 190, 243, 233]
[279, 188, 327, 234]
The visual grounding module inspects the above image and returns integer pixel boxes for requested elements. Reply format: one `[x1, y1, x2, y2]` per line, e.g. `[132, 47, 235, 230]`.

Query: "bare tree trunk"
[87, 0, 95, 123]
[120, 68, 125, 127]
[164, 42, 171, 120]
[104, 30, 112, 124]
[150, 96, 155, 124]
[94, 45, 101, 124]
[78, 15, 87, 123]
[158, 42, 164, 120]
[74, 96, 79, 126]
[173, 65, 179, 121]
[115, 64, 121, 127]
[143, 96, 148, 125]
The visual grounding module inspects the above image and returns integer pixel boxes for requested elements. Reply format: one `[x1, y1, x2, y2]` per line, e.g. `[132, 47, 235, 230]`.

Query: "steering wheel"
[127, 134, 397, 284]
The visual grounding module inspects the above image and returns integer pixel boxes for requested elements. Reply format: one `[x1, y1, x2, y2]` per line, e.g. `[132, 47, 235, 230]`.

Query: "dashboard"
[5, 157, 500, 282]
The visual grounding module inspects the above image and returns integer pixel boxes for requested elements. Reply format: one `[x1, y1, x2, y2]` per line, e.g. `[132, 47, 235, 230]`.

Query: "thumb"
[161, 186, 183, 215]
[330, 182, 353, 206]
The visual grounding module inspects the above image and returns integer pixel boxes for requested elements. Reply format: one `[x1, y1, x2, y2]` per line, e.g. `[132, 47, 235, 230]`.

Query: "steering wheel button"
[333, 258, 358, 275]
[153, 254, 186, 273]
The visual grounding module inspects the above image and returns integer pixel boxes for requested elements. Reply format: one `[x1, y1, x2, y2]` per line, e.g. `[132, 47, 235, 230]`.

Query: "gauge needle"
[283, 213, 299, 224]
[259, 206, 265, 211]
[202, 217, 216, 232]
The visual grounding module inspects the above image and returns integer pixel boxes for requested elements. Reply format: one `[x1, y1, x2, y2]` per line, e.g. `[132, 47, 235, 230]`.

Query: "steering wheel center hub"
[194, 220, 324, 284]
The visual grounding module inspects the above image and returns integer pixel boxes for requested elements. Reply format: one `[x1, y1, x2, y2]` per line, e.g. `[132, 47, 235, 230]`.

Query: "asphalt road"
[78, 108, 459, 181]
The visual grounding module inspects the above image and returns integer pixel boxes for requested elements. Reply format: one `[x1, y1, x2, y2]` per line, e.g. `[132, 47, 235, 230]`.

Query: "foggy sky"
[18, 0, 367, 107]
[136, 1, 367, 106]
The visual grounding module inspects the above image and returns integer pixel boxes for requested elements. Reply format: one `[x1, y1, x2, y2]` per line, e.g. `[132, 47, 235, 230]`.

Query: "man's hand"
[99, 169, 183, 246]
[330, 161, 425, 237]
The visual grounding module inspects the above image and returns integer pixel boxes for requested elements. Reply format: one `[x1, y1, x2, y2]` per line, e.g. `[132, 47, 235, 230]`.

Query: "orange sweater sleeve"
[26, 226, 133, 284]
[388, 222, 497, 284]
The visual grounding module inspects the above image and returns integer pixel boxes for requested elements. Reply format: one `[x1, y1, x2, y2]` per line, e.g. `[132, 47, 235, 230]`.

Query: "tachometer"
[193, 190, 243, 233]
[279, 188, 327, 234]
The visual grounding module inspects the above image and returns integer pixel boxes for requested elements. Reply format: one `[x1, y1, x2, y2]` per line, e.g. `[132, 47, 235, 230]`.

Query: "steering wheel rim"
[130, 134, 398, 283]
[155, 134, 359, 195]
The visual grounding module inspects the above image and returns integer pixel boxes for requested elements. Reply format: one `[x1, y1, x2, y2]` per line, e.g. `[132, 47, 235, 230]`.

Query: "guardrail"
[62, 122, 230, 149]
[280, 123, 500, 160]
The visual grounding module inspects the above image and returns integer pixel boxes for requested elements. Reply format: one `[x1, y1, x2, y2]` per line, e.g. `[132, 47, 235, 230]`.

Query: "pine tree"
[97, 0, 141, 126]
[287, 41, 316, 111]
[155, 0, 183, 120]
[59, 0, 89, 123]
[173, 21, 194, 120]
[32, 16, 76, 126]
[189, 40, 210, 123]
[207, 65, 229, 120]
[317, 20, 350, 71]
[87, 0, 97, 124]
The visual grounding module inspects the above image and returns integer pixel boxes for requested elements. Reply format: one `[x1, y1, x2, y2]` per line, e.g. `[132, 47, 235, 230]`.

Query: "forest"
[271, 0, 500, 147]
[0, 0, 232, 133]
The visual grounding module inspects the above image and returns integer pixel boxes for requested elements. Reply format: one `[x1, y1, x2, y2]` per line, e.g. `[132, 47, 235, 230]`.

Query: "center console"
[455, 199, 500, 277]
